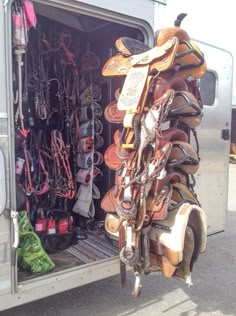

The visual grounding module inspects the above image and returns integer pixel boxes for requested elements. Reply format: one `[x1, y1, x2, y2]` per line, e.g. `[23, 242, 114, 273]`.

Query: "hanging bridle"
[51, 129, 75, 199]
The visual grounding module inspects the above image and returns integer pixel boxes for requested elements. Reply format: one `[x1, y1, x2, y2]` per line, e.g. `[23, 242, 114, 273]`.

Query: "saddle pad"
[149, 202, 207, 265]
[117, 65, 149, 111]
[173, 225, 195, 285]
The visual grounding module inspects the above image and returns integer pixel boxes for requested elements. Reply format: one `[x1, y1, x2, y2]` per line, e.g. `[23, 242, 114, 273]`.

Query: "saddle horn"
[174, 13, 187, 27]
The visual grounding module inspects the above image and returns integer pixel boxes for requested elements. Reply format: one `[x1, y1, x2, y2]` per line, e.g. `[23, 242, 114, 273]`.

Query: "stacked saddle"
[101, 17, 207, 296]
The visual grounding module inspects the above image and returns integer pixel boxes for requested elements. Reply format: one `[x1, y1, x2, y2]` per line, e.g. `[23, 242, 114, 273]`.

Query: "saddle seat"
[115, 37, 150, 56]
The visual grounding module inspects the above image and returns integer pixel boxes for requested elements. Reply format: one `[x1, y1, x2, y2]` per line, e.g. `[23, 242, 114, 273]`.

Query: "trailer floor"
[5, 164, 236, 316]
[18, 250, 82, 282]
[18, 232, 118, 282]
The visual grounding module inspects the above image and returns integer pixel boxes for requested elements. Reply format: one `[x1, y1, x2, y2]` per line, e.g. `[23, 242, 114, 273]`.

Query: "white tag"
[48, 228, 56, 234]
[126, 226, 133, 249]
[157, 168, 167, 179]
[117, 66, 148, 111]
[124, 176, 132, 200]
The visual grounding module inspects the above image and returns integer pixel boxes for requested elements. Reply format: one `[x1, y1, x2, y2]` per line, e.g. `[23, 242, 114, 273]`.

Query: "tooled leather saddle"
[101, 14, 207, 297]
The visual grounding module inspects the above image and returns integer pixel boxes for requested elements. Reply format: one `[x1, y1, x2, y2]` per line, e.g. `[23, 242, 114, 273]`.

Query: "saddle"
[104, 100, 125, 124]
[152, 77, 188, 100]
[149, 203, 207, 281]
[101, 16, 207, 297]
[162, 127, 188, 143]
[101, 184, 140, 214]
[169, 182, 200, 211]
[156, 26, 206, 80]
[102, 37, 179, 77]
[167, 91, 203, 128]
[146, 184, 173, 221]
[167, 141, 200, 175]
[151, 168, 188, 194]
[103, 37, 179, 151]
[104, 129, 137, 170]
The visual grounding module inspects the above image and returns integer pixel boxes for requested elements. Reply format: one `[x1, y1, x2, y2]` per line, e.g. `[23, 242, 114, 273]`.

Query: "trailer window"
[199, 71, 216, 106]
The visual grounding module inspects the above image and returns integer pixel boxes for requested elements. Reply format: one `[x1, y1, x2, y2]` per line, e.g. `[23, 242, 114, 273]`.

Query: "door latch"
[4, 209, 19, 266]
[221, 129, 230, 141]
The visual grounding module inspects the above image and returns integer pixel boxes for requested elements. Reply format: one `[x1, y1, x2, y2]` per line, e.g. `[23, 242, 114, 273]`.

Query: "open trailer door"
[0, 1, 15, 301]
[194, 41, 233, 234]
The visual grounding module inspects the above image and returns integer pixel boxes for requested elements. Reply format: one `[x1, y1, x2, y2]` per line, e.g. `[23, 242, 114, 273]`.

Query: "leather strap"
[119, 226, 127, 288]
[141, 224, 151, 274]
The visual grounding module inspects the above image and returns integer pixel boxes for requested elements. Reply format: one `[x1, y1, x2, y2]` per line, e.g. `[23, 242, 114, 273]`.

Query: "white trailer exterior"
[0, 0, 232, 311]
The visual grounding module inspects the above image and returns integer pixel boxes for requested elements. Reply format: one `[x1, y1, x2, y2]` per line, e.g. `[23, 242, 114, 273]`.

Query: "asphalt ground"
[2, 164, 236, 316]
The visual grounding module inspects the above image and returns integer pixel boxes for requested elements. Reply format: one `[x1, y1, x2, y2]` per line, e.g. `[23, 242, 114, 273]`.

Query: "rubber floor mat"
[66, 234, 119, 264]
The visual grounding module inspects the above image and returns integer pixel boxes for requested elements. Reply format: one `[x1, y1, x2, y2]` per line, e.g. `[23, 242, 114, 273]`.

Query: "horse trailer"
[0, 0, 232, 311]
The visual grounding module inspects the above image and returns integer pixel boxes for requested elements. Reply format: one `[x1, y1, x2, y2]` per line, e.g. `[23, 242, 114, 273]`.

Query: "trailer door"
[0, 2, 12, 298]
[194, 42, 233, 234]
